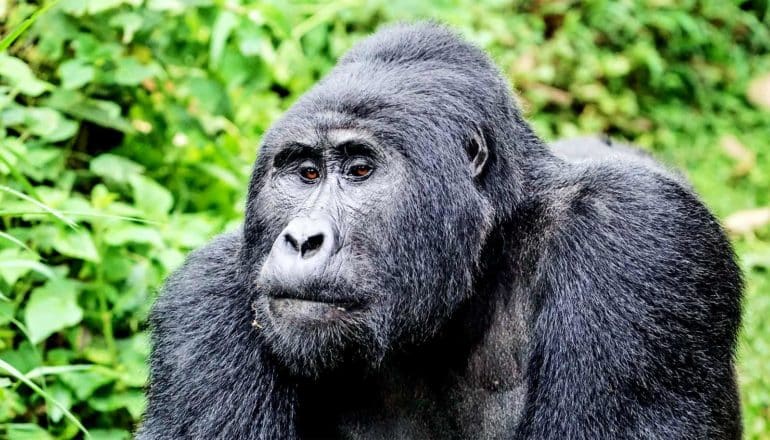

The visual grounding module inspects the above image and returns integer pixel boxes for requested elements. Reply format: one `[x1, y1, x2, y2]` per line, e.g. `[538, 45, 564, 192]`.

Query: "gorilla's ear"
[465, 125, 489, 179]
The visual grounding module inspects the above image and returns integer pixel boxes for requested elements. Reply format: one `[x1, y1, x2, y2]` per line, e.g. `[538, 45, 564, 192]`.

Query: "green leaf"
[210, 11, 238, 68]
[15, 146, 65, 181]
[0, 387, 25, 421]
[59, 0, 89, 15]
[87, 0, 131, 14]
[0, 358, 89, 437]
[0, 230, 32, 252]
[90, 153, 145, 183]
[0, 0, 60, 53]
[46, 383, 73, 423]
[0, 184, 78, 229]
[44, 89, 134, 132]
[0, 249, 32, 285]
[90, 429, 132, 440]
[0, 302, 15, 326]
[115, 333, 149, 388]
[0, 106, 78, 142]
[24, 278, 83, 344]
[60, 369, 114, 401]
[6, 423, 54, 440]
[156, 247, 184, 272]
[25, 364, 93, 380]
[164, 215, 216, 248]
[58, 59, 95, 89]
[89, 390, 145, 420]
[129, 174, 173, 219]
[103, 224, 164, 247]
[52, 229, 100, 262]
[113, 58, 158, 86]
[0, 342, 42, 374]
[0, 55, 51, 96]
[0, 248, 54, 285]
[146, 0, 213, 12]
[109, 12, 143, 44]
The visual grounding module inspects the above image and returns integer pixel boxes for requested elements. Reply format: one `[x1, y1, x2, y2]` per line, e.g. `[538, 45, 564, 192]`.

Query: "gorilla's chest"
[299, 368, 528, 440]
[337, 386, 527, 440]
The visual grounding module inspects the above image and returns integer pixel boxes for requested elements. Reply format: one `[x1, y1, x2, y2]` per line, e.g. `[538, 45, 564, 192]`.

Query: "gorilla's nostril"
[301, 233, 325, 258]
[284, 234, 299, 252]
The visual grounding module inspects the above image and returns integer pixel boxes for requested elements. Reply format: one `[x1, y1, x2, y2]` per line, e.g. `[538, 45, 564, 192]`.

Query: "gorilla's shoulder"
[549, 161, 726, 256]
[150, 230, 243, 327]
[147, 229, 257, 386]
[141, 230, 271, 440]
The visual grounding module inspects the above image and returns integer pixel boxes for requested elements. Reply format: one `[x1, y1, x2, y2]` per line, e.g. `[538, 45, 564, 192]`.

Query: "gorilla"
[138, 23, 743, 439]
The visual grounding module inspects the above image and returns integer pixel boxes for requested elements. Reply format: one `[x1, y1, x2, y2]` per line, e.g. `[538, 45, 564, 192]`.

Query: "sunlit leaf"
[129, 174, 173, 219]
[114, 58, 160, 86]
[52, 229, 100, 262]
[0, 106, 78, 142]
[210, 11, 238, 68]
[58, 59, 95, 89]
[0, 249, 55, 285]
[6, 423, 55, 440]
[109, 12, 144, 44]
[102, 224, 164, 247]
[44, 89, 134, 132]
[24, 278, 83, 344]
[0, 302, 15, 326]
[60, 369, 115, 401]
[0, 55, 51, 96]
[88, 429, 132, 440]
[90, 154, 145, 183]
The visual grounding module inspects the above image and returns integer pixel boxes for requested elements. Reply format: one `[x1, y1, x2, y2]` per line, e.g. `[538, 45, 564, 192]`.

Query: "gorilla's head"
[242, 23, 545, 377]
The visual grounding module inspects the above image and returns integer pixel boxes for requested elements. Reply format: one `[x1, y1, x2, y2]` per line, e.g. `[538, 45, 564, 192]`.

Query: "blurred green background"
[0, 0, 768, 438]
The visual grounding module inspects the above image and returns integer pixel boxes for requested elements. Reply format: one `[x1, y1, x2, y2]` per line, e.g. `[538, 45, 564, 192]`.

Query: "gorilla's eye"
[299, 163, 321, 182]
[345, 161, 373, 180]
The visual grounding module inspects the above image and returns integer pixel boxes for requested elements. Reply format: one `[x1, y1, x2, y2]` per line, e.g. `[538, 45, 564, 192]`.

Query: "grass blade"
[0, 1, 60, 52]
[0, 185, 77, 229]
[0, 359, 90, 438]
[0, 231, 33, 252]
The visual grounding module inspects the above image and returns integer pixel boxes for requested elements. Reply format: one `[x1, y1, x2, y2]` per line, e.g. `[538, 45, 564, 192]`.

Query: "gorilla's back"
[550, 136, 685, 184]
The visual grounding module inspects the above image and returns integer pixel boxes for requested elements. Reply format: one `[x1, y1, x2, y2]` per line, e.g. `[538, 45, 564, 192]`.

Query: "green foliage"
[0, 0, 768, 438]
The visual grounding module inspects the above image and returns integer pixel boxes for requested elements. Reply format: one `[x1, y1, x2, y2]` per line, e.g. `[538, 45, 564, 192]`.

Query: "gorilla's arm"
[517, 166, 742, 440]
[136, 232, 298, 440]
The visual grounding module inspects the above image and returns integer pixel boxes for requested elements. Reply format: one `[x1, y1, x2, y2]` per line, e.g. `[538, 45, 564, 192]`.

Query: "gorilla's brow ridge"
[271, 140, 381, 167]
[272, 143, 318, 166]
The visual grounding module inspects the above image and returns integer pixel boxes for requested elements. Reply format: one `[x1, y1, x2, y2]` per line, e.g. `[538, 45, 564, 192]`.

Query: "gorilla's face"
[245, 75, 494, 377]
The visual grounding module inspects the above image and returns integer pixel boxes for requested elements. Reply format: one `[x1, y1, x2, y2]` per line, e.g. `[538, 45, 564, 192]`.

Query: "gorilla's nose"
[281, 217, 333, 260]
[270, 217, 337, 275]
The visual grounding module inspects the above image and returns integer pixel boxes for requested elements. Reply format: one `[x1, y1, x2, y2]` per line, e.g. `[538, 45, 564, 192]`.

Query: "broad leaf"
[58, 59, 95, 90]
[52, 229, 100, 262]
[90, 154, 145, 183]
[24, 279, 83, 344]
[0, 55, 50, 96]
[129, 174, 173, 219]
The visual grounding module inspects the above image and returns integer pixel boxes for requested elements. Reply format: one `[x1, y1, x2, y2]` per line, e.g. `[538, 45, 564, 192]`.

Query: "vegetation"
[0, 0, 768, 438]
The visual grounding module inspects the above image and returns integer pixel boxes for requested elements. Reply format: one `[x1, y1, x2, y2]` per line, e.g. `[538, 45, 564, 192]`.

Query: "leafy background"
[1, 0, 769, 438]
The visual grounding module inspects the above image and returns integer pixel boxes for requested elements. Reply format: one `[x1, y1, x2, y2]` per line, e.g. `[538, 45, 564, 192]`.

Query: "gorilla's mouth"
[267, 295, 365, 323]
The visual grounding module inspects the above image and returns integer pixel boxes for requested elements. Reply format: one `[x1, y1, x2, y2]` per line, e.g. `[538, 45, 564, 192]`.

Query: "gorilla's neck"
[295, 200, 549, 439]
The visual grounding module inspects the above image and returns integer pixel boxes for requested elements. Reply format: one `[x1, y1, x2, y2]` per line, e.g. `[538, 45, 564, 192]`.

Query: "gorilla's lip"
[269, 296, 362, 311]
[267, 296, 365, 323]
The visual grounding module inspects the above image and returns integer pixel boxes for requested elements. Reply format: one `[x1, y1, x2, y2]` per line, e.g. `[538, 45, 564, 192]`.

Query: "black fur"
[138, 23, 742, 439]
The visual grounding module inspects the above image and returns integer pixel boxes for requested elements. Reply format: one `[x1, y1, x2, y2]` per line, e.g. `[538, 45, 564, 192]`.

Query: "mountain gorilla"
[138, 23, 743, 439]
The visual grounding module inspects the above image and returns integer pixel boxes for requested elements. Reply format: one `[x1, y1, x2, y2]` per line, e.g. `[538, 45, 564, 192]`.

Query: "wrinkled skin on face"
[245, 83, 496, 375]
